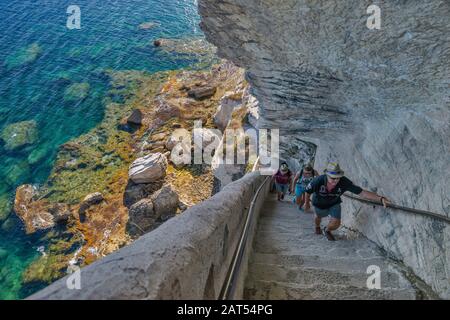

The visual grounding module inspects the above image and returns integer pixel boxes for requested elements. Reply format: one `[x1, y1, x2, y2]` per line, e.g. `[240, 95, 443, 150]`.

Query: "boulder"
[14, 185, 54, 234]
[123, 180, 164, 207]
[188, 86, 217, 100]
[79, 192, 104, 214]
[126, 199, 155, 236]
[126, 185, 179, 237]
[126, 109, 143, 126]
[128, 153, 168, 184]
[1, 120, 38, 151]
[151, 185, 179, 221]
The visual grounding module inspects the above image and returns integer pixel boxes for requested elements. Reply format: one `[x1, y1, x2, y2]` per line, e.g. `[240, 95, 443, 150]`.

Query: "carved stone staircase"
[244, 194, 422, 300]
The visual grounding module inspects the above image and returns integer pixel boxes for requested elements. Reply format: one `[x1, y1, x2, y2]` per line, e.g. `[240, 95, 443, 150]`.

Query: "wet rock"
[14, 185, 55, 234]
[188, 86, 217, 100]
[126, 109, 143, 126]
[128, 153, 168, 184]
[1, 120, 38, 151]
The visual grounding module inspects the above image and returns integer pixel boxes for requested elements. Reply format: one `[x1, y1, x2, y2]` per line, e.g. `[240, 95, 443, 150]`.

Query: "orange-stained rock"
[14, 185, 54, 234]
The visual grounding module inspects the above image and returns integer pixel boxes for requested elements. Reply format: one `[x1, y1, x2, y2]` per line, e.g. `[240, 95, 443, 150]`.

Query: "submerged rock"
[0, 194, 12, 222]
[64, 83, 90, 101]
[1, 120, 38, 151]
[4, 43, 42, 71]
[138, 21, 160, 30]
[128, 153, 168, 184]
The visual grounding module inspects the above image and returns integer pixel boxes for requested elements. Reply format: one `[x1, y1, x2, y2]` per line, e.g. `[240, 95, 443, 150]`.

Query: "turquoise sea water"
[0, 0, 203, 299]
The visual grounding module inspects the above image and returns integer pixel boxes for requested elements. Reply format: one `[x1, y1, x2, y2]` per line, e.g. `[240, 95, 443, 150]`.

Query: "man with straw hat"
[305, 162, 390, 241]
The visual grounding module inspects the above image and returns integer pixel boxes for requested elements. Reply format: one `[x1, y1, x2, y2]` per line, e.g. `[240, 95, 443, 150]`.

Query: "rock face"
[1, 120, 38, 151]
[128, 153, 168, 184]
[198, 0, 450, 298]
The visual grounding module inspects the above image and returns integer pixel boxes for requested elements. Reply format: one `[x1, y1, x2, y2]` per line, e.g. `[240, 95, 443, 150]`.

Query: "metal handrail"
[218, 174, 270, 300]
[343, 193, 450, 224]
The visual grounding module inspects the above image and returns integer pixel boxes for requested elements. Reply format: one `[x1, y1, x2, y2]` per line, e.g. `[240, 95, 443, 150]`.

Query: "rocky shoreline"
[10, 40, 255, 288]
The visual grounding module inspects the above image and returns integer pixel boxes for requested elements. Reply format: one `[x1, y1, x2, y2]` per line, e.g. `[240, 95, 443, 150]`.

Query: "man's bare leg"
[314, 214, 322, 234]
[327, 218, 341, 231]
[323, 218, 340, 241]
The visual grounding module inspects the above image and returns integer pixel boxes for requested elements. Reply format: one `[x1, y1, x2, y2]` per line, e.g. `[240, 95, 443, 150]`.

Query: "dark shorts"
[314, 204, 341, 220]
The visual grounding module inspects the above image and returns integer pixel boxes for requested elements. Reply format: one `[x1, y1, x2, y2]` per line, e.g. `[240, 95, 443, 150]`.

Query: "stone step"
[246, 263, 407, 290]
[252, 238, 383, 259]
[244, 280, 417, 300]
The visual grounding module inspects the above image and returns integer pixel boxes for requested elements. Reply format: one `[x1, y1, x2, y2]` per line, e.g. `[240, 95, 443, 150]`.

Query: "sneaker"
[315, 226, 321, 235]
[323, 227, 336, 241]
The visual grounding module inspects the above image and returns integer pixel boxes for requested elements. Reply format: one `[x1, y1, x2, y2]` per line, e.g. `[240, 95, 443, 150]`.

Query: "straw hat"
[324, 162, 344, 178]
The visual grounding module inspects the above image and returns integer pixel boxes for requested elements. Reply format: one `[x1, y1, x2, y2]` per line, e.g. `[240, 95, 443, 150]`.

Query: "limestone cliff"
[198, 0, 449, 297]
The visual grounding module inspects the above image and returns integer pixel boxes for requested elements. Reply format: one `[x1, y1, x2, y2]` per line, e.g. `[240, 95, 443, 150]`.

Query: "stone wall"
[198, 0, 449, 298]
[29, 172, 269, 299]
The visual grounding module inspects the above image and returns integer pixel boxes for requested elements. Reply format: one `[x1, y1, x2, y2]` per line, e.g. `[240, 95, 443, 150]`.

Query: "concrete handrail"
[29, 171, 269, 300]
